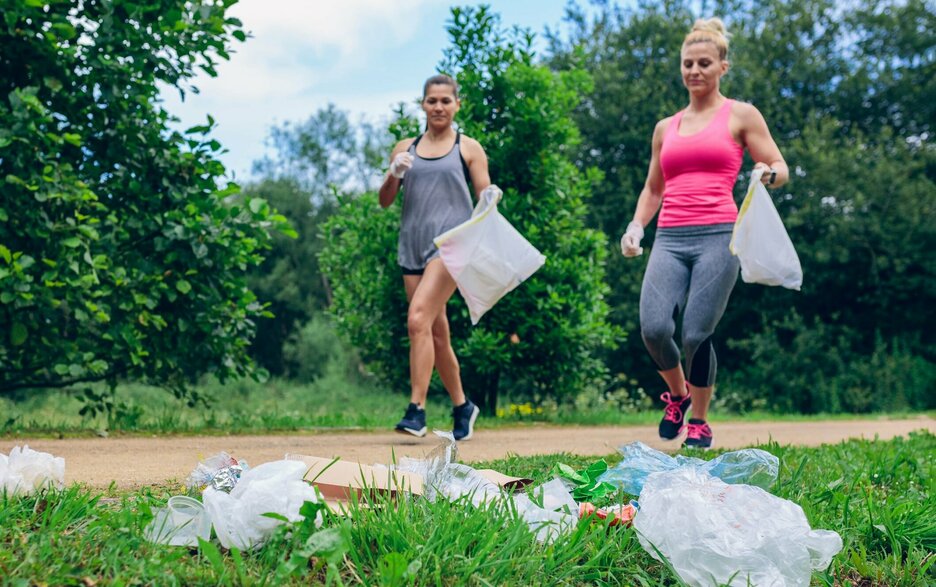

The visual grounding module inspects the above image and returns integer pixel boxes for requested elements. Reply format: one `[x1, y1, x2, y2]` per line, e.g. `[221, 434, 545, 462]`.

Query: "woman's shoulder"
[729, 99, 765, 122]
[392, 137, 418, 154]
[458, 134, 486, 157]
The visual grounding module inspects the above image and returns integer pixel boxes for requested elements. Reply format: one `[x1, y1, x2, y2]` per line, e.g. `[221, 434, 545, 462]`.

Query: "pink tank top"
[658, 99, 743, 227]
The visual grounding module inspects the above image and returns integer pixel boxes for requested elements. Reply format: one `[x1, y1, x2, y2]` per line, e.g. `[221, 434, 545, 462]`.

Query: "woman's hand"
[620, 220, 645, 257]
[389, 152, 414, 179]
[753, 162, 777, 186]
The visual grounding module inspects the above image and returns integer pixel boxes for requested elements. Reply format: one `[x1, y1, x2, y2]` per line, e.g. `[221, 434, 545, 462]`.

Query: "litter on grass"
[634, 467, 842, 587]
[599, 441, 779, 495]
[0, 445, 65, 496]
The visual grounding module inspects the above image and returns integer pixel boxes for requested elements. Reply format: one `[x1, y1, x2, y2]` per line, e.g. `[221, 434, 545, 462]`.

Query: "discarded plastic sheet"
[203, 459, 321, 550]
[395, 431, 532, 503]
[185, 451, 248, 493]
[0, 445, 65, 496]
[434, 186, 545, 324]
[144, 495, 212, 547]
[634, 468, 842, 587]
[598, 441, 779, 496]
[513, 490, 578, 544]
[730, 167, 803, 290]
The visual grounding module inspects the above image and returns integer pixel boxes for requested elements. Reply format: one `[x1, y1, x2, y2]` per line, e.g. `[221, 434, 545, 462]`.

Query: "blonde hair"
[682, 18, 730, 60]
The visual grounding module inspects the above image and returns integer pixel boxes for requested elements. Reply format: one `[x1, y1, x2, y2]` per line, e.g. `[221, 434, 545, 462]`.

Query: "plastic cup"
[145, 496, 211, 547]
[166, 495, 211, 546]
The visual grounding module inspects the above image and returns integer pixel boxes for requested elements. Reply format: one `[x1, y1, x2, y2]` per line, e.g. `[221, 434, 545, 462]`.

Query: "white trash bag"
[634, 468, 842, 587]
[434, 185, 545, 324]
[0, 445, 65, 496]
[730, 168, 803, 290]
[202, 459, 321, 550]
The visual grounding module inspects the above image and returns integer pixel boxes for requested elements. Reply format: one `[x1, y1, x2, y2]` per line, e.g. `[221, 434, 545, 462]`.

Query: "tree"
[244, 106, 392, 376]
[0, 0, 292, 399]
[320, 6, 618, 415]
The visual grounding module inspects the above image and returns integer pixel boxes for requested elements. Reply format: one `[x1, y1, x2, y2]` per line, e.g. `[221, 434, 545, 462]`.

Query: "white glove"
[389, 152, 414, 179]
[620, 220, 644, 257]
[480, 184, 503, 203]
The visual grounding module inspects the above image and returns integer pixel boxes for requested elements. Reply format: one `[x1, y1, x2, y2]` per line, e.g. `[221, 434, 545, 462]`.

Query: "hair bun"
[691, 17, 729, 38]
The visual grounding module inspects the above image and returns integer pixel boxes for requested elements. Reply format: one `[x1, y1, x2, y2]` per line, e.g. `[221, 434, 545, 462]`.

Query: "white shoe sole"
[395, 426, 427, 438]
[455, 405, 480, 441]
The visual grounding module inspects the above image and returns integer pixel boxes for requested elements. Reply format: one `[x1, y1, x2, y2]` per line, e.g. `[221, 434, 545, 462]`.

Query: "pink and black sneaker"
[683, 418, 713, 449]
[658, 390, 691, 440]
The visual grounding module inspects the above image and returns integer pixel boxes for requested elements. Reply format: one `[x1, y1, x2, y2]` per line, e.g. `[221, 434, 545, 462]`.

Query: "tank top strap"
[715, 98, 734, 124]
[665, 111, 685, 140]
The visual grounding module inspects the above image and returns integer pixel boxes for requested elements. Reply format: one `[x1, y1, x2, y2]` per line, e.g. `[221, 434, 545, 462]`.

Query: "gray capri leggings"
[639, 223, 740, 387]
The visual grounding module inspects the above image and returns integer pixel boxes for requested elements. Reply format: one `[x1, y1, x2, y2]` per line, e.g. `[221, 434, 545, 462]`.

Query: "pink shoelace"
[660, 391, 689, 423]
[685, 421, 712, 440]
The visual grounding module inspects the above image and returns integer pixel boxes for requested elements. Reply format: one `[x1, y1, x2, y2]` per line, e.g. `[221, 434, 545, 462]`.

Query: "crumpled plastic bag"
[634, 468, 843, 587]
[730, 167, 803, 290]
[434, 186, 545, 324]
[0, 445, 65, 496]
[599, 441, 779, 496]
[202, 459, 321, 550]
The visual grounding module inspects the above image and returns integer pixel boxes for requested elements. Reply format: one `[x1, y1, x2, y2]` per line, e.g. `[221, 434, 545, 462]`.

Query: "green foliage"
[550, 0, 936, 409]
[0, 1, 291, 396]
[321, 5, 618, 413]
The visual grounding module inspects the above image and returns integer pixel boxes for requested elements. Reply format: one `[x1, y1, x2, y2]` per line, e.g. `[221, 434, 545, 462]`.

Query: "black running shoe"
[395, 403, 427, 437]
[683, 418, 713, 449]
[658, 390, 691, 440]
[452, 400, 480, 441]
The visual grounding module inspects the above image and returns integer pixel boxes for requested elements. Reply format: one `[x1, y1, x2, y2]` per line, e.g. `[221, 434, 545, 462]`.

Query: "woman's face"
[680, 42, 728, 96]
[422, 84, 460, 128]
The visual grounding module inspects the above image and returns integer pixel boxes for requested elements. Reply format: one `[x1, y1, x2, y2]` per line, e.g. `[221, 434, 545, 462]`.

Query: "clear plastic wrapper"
[185, 451, 248, 493]
[599, 441, 779, 496]
[634, 468, 842, 587]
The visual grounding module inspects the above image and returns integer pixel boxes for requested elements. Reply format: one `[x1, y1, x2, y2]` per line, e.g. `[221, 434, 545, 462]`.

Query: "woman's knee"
[641, 322, 674, 350]
[407, 306, 434, 337]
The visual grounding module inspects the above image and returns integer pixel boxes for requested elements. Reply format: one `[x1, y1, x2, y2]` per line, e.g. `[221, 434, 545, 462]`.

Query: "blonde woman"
[621, 19, 788, 448]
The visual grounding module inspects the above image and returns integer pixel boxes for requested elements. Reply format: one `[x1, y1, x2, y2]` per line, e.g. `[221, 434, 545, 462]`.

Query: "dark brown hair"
[423, 74, 459, 99]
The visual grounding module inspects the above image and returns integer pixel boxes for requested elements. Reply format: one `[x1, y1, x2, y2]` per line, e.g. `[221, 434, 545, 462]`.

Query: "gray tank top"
[398, 132, 474, 270]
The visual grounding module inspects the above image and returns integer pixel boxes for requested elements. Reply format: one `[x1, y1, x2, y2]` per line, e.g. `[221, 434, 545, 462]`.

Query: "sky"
[159, 0, 579, 181]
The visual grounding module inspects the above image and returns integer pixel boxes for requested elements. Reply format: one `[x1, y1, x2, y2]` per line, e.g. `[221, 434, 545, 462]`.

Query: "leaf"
[10, 323, 27, 346]
[0, 244, 10, 264]
[62, 237, 82, 248]
[176, 280, 192, 294]
[198, 537, 225, 574]
[248, 197, 267, 214]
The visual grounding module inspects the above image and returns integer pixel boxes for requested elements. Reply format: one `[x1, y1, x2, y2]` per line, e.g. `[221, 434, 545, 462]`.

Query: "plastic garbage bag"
[202, 459, 321, 550]
[598, 441, 779, 496]
[145, 495, 212, 547]
[434, 186, 545, 324]
[0, 445, 65, 496]
[730, 167, 803, 290]
[634, 468, 843, 587]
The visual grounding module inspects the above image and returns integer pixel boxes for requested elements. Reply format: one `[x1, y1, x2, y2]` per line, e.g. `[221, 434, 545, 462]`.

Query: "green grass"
[1, 377, 929, 438]
[1, 433, 933, 585]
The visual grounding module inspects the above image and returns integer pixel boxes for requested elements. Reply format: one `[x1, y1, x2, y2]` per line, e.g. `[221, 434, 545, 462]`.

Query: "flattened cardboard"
[475, 469, 533, 492]
[290, 455, 423, 503]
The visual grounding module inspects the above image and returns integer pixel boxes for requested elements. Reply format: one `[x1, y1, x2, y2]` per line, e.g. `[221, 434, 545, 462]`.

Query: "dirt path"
[2, 417, 932, 490]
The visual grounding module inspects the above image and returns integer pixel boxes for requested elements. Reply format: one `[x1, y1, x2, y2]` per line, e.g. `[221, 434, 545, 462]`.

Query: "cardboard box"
[288, 454, 532, 513]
